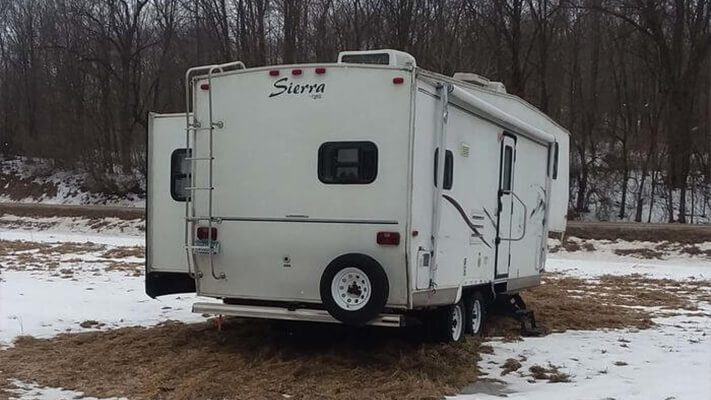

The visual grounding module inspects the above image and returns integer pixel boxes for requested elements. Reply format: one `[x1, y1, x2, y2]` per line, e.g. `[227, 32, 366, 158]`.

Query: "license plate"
[194, 239, 221, 255]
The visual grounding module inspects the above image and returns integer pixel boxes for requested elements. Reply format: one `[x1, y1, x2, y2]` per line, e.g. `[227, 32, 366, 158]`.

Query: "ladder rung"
[186, 216, 218, 221]
[186, 127, 212, 132]
[186, 245, 214, 251]
[186, 186, 213, 190]
[185, 157, 214, 161]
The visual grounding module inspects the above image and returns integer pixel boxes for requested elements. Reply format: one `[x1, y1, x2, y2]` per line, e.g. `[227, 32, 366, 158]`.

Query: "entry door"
[496, 135, 516, 278]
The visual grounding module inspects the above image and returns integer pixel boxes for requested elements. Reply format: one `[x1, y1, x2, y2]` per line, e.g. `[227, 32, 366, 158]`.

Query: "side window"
[318, 141, 378, 184]
[170, 149, 191, 201]
[552, 142, 559, 180]
[434, 148, 454, 190]
[502, 145, 513, 191]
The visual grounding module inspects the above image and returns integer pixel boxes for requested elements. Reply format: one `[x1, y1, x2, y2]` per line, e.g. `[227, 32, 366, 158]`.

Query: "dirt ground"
[0, 202, 144, 221]
[1, 273, 695, 400]
[563, 221, 711, 243]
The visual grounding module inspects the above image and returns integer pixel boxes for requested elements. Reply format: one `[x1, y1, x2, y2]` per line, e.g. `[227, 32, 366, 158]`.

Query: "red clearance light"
[393, 77, 404, 84]
[377, 231, 400, 246]
[200, 83, 210, 90]
[269, 69, 280, 76]
[196, 227, 218, 241]
[315, 67, 326, 74]
[292, 69, 303, 76]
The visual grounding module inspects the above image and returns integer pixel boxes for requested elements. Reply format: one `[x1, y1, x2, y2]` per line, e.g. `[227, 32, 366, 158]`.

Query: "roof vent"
[453, 72, 507, 93]
[337, 49, 416, 68]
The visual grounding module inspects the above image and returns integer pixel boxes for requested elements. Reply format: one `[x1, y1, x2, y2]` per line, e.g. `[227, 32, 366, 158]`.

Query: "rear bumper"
[192, 302, 404, 327]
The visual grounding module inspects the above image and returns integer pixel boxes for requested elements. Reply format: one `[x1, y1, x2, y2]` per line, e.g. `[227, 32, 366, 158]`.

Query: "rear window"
[170, 149, 191, 201]
[318, 141, 378, 184]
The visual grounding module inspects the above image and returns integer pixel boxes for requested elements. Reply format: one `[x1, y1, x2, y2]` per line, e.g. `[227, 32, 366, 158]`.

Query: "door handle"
[499, 189, 527, 242]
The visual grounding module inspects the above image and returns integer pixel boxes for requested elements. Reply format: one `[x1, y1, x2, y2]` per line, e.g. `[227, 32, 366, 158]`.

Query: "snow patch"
[0, 157, 144, 207]
[6, 379, 126, 400]
[455, 313, 711, 399]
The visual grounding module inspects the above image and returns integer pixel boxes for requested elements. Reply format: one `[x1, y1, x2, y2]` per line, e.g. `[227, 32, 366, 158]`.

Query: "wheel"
[465, 291, 486, 335]
[319, 253, 389, 326]
[428, 300, 466, 343]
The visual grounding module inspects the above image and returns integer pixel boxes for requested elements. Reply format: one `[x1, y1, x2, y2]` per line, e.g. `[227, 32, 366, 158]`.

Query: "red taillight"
[377, 231, 400, 246]
[315, 67, 326, 74]
[393, 77, 404, 84]
[196, 227, 218, 241]
[200, 83, 210, 90]
[269, 69, 280, 76]
[292, 69, 303, 76]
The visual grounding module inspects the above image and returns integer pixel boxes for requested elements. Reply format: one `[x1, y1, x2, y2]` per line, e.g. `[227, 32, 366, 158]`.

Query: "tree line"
[0, 0, 709, 222]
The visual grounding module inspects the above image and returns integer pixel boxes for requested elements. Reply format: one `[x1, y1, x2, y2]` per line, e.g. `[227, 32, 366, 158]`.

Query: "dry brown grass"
[0, 240, 143, 275]
[1, 272, 693, 400]
[527, 364, 571, 382]
[38, 242, 106, 255]
[0, 240, 105, 259]
[680, 245, 711, 258]
[549, 239, 595, 254]
[0, 320, 485, 400]
[0, 240, 52, 255]
[0, 202, 144, 221]
[101, 246, 145, 259]
[486, 274, 656, 336]
[500, 358, 522, 375]
[613, 248, 665, 259]
[104, 261, 143, 276]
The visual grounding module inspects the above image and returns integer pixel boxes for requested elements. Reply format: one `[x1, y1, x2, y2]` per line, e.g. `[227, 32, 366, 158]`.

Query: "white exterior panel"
[188, 65, 414, 307]
[147, 113, 190, 273]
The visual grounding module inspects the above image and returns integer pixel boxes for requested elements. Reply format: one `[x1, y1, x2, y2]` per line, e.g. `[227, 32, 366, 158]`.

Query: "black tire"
[465, 291, 486, 336]
[319, 253, 389, 326]
[427, 300, 466, 343]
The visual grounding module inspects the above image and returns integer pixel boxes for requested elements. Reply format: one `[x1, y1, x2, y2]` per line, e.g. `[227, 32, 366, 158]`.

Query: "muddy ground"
[2, 273, 702, 400]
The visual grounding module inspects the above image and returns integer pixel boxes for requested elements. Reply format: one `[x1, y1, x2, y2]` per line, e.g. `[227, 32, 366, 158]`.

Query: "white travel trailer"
[146, 49, 569, 342]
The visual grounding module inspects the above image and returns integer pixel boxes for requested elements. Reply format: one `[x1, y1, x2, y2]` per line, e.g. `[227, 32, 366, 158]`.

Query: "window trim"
[434, 148, 454, 190]
[318, 141, 379, 185]
[170, 148, 191, 202]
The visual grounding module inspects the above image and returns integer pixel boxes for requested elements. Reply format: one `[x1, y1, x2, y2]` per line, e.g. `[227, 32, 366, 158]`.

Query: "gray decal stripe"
[441, 194, 492, 248]
[197, 217, 399, 225]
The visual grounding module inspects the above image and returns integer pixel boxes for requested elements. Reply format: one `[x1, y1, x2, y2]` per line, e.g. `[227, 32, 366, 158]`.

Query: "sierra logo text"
[269, 77, 326, 99]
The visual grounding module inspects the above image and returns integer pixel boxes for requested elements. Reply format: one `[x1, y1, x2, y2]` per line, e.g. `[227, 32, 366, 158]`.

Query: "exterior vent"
[338, 49, 416, 68]
[460, 143, 471, 158]
[453, 72, 507, 94]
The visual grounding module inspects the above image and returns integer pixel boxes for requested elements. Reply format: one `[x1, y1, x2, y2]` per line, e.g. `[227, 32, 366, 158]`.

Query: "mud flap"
[145, 271, 196, 298]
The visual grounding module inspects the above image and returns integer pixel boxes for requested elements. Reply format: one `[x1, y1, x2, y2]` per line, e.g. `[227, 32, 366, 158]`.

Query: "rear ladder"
[183, 61, 246, 281]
